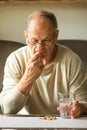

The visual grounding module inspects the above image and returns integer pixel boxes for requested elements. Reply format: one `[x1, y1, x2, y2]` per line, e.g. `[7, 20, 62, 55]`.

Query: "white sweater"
[0, 44, 87, 114]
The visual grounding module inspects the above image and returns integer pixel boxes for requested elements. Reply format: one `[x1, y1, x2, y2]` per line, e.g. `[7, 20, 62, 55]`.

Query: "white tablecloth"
[0, 115, 87, 129]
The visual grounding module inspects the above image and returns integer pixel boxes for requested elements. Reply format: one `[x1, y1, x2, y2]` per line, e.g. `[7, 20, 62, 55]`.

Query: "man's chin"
[37, 53, 45, 59]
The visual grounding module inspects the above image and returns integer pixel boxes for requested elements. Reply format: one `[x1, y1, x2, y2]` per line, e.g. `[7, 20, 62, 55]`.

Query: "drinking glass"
[58, 92, 76, 118]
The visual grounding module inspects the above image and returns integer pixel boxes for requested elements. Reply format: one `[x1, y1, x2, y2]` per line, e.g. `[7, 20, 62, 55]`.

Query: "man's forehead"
[28, 15, 53, 28]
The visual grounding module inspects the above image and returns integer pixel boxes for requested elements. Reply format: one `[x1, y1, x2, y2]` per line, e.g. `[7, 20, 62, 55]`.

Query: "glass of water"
[58, 92, 76, 118]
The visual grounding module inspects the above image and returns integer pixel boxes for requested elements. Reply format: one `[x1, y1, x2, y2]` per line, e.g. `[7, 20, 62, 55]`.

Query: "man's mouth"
[35, 51, 44, 58]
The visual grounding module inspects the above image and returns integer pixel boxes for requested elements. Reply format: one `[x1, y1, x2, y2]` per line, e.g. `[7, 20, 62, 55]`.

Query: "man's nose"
[38, 41, 42, 44]
[37, 41, 43, 47]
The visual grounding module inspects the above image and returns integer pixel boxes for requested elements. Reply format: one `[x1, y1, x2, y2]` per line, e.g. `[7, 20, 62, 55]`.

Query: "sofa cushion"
[0, 40, 24, 92]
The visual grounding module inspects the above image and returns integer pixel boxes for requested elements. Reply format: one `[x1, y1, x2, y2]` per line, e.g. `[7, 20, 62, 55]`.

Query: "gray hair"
[25, 10, 58, 30]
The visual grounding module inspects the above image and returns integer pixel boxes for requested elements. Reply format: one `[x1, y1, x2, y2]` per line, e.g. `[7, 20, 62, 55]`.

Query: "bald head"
[25, 10, 58, 31]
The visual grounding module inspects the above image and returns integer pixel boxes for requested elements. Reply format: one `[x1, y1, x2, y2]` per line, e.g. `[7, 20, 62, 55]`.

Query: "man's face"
[25, 16, 58, 65]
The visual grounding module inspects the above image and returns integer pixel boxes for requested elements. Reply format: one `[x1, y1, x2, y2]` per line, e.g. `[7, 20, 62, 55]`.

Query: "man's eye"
[44, 39, 51, 43]
[31, 39, 38, 44]
[43, 40, 47, 43]
[43, 40, 49, 42]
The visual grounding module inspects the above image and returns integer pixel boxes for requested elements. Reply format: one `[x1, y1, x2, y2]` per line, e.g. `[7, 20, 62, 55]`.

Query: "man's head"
[24, 10, 59, 66]
[25, 10, 58, 31]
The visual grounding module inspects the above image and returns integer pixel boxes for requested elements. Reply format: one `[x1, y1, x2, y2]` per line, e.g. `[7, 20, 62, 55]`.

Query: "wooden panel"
[0, 0, 87, 5]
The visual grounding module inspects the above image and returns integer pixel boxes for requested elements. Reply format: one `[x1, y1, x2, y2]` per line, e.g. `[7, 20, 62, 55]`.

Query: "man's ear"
[54, 29, 59, 43]
[56, 29, 59, 39]
[24, 31, 28, 45]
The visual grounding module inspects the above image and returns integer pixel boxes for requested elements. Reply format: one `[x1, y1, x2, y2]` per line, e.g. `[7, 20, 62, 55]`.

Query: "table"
[0, 115, 87, 130]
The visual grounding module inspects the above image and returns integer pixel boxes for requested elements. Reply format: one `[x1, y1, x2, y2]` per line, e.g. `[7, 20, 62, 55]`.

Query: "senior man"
[0, 10, 87, 118]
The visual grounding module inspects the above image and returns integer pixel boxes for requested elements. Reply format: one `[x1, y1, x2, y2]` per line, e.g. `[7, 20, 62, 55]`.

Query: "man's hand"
[71, 101, 87, 118]
[24, 53, 44, 82]
[18, 53, 44, 95]
[57, 101, 87, 118]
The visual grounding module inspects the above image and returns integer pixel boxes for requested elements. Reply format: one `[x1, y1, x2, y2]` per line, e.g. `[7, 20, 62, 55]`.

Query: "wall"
[0, 1, 87, 44]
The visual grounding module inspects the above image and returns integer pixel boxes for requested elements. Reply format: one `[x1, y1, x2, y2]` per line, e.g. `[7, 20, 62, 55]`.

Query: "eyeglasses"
[28, 38, 54, 46]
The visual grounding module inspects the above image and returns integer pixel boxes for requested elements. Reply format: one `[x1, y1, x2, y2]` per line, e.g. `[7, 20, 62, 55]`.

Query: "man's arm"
[0, 49, 43, 114]
[69, 54, 87, 118]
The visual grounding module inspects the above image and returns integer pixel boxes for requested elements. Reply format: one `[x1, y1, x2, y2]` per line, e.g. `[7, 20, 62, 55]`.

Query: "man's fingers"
[31, 53, 40, 61]
[71, 101, 81, 118]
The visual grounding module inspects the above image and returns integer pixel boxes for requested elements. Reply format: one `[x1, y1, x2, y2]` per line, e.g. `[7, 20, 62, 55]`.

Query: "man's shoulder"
[10, 46, 28, 55]
[57, 43, 78, 56]
[7, 46, 29, 61]
[14, 45, 28, 53]
[56, 43, 81, 62]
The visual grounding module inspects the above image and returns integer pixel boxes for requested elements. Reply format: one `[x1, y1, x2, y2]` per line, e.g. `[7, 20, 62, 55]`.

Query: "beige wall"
[0, 2, 87, 44]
